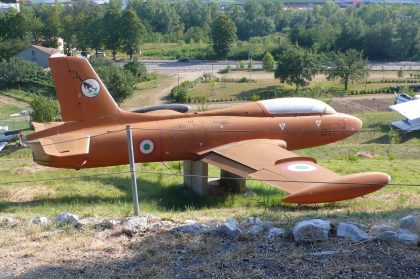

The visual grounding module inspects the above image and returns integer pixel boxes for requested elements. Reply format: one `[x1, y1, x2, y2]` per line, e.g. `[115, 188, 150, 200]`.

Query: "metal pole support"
[126, 125, 140, 216]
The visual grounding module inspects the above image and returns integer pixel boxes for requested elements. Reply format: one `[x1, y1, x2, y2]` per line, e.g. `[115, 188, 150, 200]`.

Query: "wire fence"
[0, 168, 420, 188]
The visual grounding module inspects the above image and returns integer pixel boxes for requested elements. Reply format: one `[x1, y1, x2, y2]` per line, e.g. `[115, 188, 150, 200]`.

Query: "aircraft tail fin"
[48, 57, 120, 122]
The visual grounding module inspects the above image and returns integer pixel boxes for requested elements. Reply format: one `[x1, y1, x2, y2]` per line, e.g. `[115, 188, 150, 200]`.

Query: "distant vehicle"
[389, 93, 420, 132]
[96, 51, 106, 58]
[80, 50, 90, 58]
[0, 126, 21, 152]
[177, 57, 190, 62]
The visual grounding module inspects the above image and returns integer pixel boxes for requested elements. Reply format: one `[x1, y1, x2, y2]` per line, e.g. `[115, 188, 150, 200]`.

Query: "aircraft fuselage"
[26, 108, 361, 169]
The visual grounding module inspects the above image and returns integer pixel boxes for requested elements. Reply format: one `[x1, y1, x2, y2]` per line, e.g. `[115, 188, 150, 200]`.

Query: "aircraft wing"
[201, 139, 390, 204]
[0, 142, 7, 152]
[389, 98, 420, 121]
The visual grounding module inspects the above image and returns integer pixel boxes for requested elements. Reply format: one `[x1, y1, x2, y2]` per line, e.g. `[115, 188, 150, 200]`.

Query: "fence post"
[126, 125, 140, 216]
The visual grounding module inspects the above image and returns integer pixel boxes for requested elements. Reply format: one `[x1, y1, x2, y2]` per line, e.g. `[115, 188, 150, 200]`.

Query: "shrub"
[124, 60, 147, 82]
[0, 57, 46, 87]
[30, 95, 59, 123]
[236, 60, 245, 69]
[262, 52, 275, 70]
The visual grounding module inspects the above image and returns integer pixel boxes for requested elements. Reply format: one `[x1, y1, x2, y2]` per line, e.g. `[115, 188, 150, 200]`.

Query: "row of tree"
[0, 0, 419, 60]
[275, 48, 369, 90]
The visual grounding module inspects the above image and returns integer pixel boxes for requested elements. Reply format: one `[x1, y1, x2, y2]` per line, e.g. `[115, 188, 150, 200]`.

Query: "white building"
[18, 45, 64, 68]
[0, 2, 20, 13]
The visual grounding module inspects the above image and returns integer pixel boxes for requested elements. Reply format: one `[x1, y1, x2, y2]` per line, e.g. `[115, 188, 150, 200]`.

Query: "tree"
[211, 14, 237, 58]
[103, 8, 123, 60]
[262, 52, 275, 70]
[121, 9, 145, 60]
[94, 62, 136, 105]
[324, 49, 369, 90]
[0, 57, 44, 86]
[274, 47, 317, 89]
[124, 60, 147, 82]
[30, 95, 59, 123]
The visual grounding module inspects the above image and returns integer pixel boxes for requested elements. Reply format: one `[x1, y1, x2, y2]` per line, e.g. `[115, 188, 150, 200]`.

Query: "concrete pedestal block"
[183, 160, 208, 196]
[219, 169, 246, 193]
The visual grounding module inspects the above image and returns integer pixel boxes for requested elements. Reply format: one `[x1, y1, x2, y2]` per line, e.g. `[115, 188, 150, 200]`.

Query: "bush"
[30, 95, 59, 123]
[262, 52, 275, 70]
[236, 60, 245, 69]
[124, 60, 147, 82]
[218, 65, 232, 74]
[0, 57, 46, 87]
[170, 81, 194, 102]
[94, 63, 137, 105]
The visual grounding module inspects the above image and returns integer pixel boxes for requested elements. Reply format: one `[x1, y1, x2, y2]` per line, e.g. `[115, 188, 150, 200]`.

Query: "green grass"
[0, 111, 418, 223]
[0, 88, 35, 103]
[0, 102, 20, 119]
[187, 73, 400, 101]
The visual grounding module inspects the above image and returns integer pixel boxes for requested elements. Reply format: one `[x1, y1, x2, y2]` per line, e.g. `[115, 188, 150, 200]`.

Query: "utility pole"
[126, 125, 140, 216]
[248, 51, 253, 80]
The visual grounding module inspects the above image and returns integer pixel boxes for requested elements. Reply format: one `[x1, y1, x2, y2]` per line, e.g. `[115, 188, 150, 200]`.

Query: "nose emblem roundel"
[140, 140, 154, 154]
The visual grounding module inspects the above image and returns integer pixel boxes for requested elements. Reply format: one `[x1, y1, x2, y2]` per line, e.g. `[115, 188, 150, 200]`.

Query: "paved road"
[117, 60, 420, 74]
[117, 60, 263, 74]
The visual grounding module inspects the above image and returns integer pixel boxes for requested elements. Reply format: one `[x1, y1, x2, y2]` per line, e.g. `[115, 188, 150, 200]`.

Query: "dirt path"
[121, 72, 203, 111]
[0, 95, 28, 109]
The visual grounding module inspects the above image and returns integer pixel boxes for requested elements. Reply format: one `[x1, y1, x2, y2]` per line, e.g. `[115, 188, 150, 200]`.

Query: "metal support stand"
[126, 125, 140, 216]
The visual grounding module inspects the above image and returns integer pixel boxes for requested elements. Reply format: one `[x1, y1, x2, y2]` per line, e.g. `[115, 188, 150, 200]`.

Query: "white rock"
[150, 221, 173, 229]
[267, 227, 285, 239]
[399, 215, 416, 230]
[121, 216, 148, 236]
[217, 218, 242, 237]
[242, 216, 262, 226]
[337, 222, 370, 242]
[371, 224, 393, 235]
[262, 221, 274, 229]
[397, 232, 419, 245]
[54, 213, 79, 226]
[75, 217, 103, 228]
[30, 216, 49, 225]
[248, 225, 264, 235]
[378, 230, 399, 241]
[0, 216, 19, 226]
[292, 219, 330, 242]
[378, 230, 419, 245]
[97, 219, 118, 230]
[174, 223, 208, 234]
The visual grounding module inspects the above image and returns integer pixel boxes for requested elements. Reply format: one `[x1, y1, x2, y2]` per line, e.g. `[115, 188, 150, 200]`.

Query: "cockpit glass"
[258, 98, 336, 115]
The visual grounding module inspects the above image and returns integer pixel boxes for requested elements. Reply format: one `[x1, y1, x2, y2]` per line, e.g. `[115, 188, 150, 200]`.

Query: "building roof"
[31, 45, 61, 55]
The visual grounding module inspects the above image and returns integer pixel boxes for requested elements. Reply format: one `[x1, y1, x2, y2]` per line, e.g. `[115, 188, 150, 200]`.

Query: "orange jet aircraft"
[23, 57, 390, 204]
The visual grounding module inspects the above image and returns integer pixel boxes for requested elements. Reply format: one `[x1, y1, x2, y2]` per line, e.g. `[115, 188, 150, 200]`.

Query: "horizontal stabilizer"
[26, 133, 90, 167]
[32, 122, 64, 132]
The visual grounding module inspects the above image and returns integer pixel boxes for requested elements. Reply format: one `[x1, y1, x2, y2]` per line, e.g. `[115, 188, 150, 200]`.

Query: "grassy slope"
[188, 71, 408, 101]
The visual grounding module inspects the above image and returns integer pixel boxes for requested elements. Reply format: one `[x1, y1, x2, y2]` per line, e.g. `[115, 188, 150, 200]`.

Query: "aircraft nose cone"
[347, 115, 363, 131]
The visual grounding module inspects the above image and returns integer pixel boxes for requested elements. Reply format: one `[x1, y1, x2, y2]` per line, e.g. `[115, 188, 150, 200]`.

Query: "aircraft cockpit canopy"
[258, 98, 336, 115]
